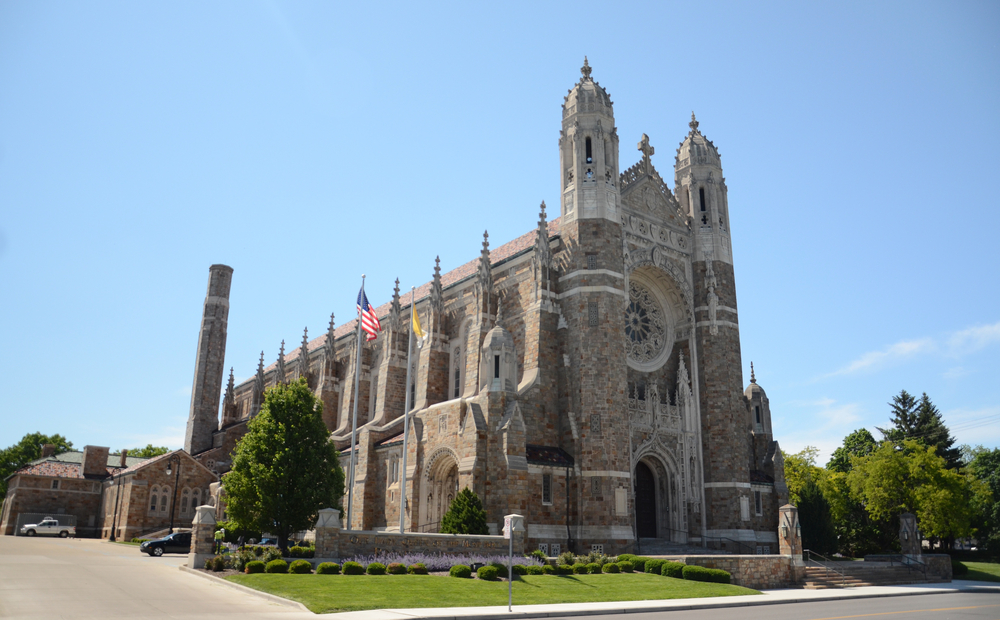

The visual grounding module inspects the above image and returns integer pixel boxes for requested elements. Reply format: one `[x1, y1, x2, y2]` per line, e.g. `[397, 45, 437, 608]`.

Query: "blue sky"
[1, 1, 997, 465]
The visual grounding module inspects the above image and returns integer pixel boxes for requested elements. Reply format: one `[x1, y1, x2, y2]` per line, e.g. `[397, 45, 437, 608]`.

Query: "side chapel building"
[184, 60, 787, 555]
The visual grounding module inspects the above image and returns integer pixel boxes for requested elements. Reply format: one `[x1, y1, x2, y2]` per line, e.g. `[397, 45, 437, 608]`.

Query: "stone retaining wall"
[666, 554, 793, 590]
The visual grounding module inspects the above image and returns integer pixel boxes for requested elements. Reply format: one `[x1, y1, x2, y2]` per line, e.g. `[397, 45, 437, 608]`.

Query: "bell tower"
[559, 57, 621, 223]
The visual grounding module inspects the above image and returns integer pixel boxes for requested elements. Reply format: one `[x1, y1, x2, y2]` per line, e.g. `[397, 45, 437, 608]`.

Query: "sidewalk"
[318, 580, 1000, 620]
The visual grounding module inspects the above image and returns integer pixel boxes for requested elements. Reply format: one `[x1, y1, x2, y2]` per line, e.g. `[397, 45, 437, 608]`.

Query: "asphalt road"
[0, 535, 314, 620]
[536, 591, 1000, 620]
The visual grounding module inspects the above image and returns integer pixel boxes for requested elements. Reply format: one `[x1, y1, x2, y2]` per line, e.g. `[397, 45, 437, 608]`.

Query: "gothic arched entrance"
[634, 461, 657, 538]
[420, 450, 459, 532]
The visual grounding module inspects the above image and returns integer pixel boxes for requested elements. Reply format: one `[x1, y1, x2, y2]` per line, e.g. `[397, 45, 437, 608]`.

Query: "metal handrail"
[803, 549, 848, 587]
[882, 553, 928, 578]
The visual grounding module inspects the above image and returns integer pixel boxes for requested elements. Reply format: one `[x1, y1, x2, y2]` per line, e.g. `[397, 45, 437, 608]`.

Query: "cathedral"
[184, 59, 787, 555]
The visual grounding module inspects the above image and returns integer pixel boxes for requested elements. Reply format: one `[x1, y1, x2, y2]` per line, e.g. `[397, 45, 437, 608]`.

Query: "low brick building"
[1, 445, 218, 540]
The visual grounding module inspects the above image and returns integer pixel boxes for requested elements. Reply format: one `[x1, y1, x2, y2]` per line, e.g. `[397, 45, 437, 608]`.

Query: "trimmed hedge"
[449, 565, 472, 578]
[289, 559, 312, 574]
[617, 553, 637, 562]
[542, 565, 556, 575]
[245, 560, 265, 574]
[617, 560, 634, 573]
[366, 562, 387, 575]
[682, 565, 731, 584]
[316, 562, 341, 575]
[288, 546, 315, 559]
[408, 563, 428, 575]
[601, 563, 620, 573]
[631, 557, 648, 573]
[265, 559, 288, 574]
[477, 565, 500, 581]
[527, 565, 544, 575]
[572, 562, 588, 574]
[343, 561, 364, 575]
[511, 564, 527, 576]
[952, 561, 968, 576]
[661, 561, 685, 579]
[644, 559, 666, 574]
[587, 563, 601, 574]
[387, 562, 407, 575]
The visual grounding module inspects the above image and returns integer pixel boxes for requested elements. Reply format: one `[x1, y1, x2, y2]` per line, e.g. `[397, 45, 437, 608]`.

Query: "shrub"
[449, 565, 472, 578]
[387, 562, 407, 575]
[212, 556, 226, 571]
[617, 560, 634, 573]
[289, 546, 301, 558]
[527, 549, 548, 561]
[440, 488, 489, 535]
[527, 565, 544, 575]
[342, 561, 364, 575]
[557, 551, 576, 566]
[617, 554, 637, 563]
[265, 559, 288, 574]
[289, 559, 312, 574]
[316, 562, 341, 575]
[511, 564, 527, 576]
[602, 562, 620, 573]
[661, 561, 685, 579]
[572, 562, 588, 574]
[245, 560, 265, 574]
[490, 561, 508, 575]
[204, 558, 214, 570]
[631, 557, 648, 572]
[555, 564, 574, 575]
[477, 565, 500, 581]
[952, 560, 968, 576]
[542, 565, 555, 575]
[682, 565, 730, 584]
[408, 563, 428, 575]
[584, 551, 610, 566]
[644, 559, 666, 575]
[587, 563, 601, 574]
[366, 562, 387, 575]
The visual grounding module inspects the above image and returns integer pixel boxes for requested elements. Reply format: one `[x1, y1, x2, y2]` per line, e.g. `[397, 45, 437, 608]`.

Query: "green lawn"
[226, 573, 759, 614]
[962, 561, 1000, 583]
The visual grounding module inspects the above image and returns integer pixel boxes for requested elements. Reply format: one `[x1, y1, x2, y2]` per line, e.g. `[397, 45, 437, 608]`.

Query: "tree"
[222, 378, 345, 552]
[827, 428, 877, 473]
[966, 446, 1000, 553]
[0, 433, 73, 501]
[847, 439, 971, 542]
[119, 445, 170, 458]
[878, 390, 961, 469]
[783, 446, 822, 506]
[439, 487, 489, 535]
[798, 479, 837, 555]
[877, 390, 919, 443]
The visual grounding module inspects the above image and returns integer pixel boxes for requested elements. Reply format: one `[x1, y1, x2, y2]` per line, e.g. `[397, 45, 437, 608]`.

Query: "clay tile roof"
[264, 217, 562, 372]
[375, 433, 403, 448]
[114, 450, 179, 476]
[525, 444, 574, 467]
[14, 461, 84, 479]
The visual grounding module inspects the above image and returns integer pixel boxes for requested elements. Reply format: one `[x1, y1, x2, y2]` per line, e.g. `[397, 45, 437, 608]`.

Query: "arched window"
[149, 487, 158, 514]
[699, 187, 706, 212]
[181, 489, 190, 516]
[192, 488, 201, 512]
[160, 488, 169, 512]
[585, 137, 593, 164]
[452, 347, 462, 399]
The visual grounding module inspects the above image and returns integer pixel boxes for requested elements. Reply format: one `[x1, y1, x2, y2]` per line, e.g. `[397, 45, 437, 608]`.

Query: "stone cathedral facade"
[184, 60, 787, 555]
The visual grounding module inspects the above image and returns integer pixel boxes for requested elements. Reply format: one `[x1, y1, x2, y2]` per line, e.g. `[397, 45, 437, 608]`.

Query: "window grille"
[588, 302, 598, 327]
[542, 474, 552, 504]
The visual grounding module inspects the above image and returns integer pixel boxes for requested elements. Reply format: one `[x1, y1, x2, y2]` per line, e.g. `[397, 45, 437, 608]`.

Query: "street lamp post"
[165, 454, 181, 534]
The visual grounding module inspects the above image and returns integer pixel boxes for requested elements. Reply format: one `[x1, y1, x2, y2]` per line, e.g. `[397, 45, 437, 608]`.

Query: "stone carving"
[624, 281, 666, 364]
[705, 261, 719, 336]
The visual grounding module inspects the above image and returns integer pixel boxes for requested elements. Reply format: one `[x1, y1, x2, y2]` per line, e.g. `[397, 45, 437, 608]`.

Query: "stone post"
[314, 508, 342, 560]
[188, 505, 217, 568]
[899, 512, 921, 557]
[778, 504, 802, 583]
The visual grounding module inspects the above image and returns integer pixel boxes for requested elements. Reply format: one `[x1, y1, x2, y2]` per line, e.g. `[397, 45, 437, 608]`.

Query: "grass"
[226, 572, 759, 614]
[962, 561, 1000, 583]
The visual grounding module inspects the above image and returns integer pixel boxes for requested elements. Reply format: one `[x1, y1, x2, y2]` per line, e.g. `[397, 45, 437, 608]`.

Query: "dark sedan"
[139, 532, 191, 557]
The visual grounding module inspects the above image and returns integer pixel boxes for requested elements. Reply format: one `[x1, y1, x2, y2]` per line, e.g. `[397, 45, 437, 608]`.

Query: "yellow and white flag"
[411, 304, 426, 342]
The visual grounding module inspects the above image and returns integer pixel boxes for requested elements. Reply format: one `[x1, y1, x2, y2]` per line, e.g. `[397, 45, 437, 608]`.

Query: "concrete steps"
[799, 563, 931, 589]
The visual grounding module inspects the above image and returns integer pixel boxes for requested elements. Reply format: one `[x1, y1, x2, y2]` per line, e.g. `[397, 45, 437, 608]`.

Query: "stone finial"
[581, 56, 592, 80]
[389, 278, 402, 331]
[689, 111, 700, 133]
[750, 361, 756, 384]
[325, 313, 336, 367]
[638, 133, 655, 162]
[534, 201, 552, 300]
[276, 341, 287, 384]
[223, 367, 235, 410]
[252, 351, 265, 416]
[478, 231, 493, 319]
[430, 256, 443, 314]
[299, 328, 310, 379]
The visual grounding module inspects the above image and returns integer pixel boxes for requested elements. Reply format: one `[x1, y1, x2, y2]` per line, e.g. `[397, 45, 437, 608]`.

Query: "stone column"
[185, 264, 233, 455]
[188, 505, 217, 568]
[314, 508, 342, 559]
[778, 504, 802, 584]
[899, 512, 921, 557]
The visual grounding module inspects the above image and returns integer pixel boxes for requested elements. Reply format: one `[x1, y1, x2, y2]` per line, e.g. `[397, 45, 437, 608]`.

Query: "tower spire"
[689, 111, 700, 133]
[430, 256, 443, 314]
[581, 56, 592, 80]
[298, 327, 310, 380]
[252, 351, 265, 416]
[325, 313, 337, 368]
[276, 340, 286, 384]
[750, 361, 756, 384]
[389, 278, 402, 331]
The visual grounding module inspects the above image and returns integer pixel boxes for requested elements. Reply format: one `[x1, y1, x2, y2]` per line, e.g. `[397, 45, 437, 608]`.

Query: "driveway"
[0, 535, 314, 619]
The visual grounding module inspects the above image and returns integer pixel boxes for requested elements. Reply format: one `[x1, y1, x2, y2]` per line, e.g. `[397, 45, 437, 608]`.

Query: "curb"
[179, 565, 313, 613]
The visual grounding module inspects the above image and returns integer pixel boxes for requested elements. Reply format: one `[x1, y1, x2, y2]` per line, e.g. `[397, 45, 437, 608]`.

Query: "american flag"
[357, 286, 380, 341]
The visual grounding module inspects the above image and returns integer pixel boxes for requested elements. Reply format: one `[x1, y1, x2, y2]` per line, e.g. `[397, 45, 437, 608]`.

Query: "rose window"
[624, 281, 666, 364]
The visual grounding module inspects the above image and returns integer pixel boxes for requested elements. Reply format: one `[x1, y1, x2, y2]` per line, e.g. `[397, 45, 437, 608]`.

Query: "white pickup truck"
[20, 517, 75, 538]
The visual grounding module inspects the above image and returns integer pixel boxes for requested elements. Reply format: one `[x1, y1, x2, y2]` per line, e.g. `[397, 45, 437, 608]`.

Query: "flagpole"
[399, 287, 416, 533]
[346, 275, 365, 531]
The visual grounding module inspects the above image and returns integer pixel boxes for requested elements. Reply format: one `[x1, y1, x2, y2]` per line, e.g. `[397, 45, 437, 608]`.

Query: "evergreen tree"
[877, 390, 919, 443]
[439, 487, 489, 535]
[914, 393, 962, 469]
[798, 479, 837, 555]
[223, 378, 345, 552]
[827, 428, 877, 473]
